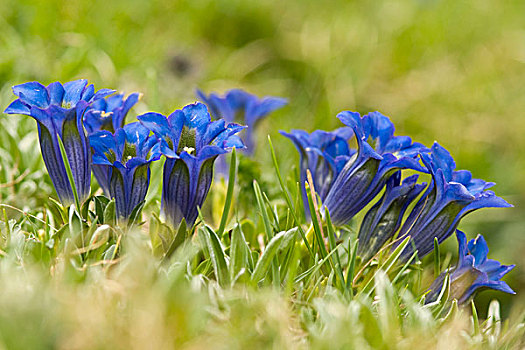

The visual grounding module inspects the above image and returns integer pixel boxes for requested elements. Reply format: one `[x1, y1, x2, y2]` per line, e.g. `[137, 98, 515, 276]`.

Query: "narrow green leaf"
[346, 238, 359, 292]
[253, 180, 274, 239]
[161, 219, 186, 263]
[324, 208, 346, 293]
[305, 181, 328, 261]
[230, 224, 250, 282]
[251, 229, 291, 284]
[57, 136, 81, 212]
[201, 225, 230, 287]
[360, 236, 412, 296]
[472, 300, 480, 336]
[253, 180, 279, 285]
[268, 136, 313, 258]
[104, 199, 116, 226]
[217, 148, 236, 238]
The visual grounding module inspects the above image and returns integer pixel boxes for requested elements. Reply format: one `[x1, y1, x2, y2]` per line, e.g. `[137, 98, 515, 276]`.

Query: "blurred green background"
[0, 0, 524, 315]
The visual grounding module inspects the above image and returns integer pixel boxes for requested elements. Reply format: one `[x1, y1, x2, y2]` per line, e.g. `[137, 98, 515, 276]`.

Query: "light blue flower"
[4, 79, 114, 204]
[197, 88, 287, 155]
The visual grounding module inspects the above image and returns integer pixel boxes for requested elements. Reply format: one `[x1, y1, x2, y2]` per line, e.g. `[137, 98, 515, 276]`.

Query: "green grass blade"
[201, 225, 230, 287]
[57, 136, 81, 211]
[251, 229, 290, 284]
[305, 180, 328, 261]
[324, 207, 346, 293]
[217, 148, 236, 238]
[230, 223, 250, 282]
[253, 180, 279, 286]
[346, 238, 359, 292]
[268, 136, 313, 258]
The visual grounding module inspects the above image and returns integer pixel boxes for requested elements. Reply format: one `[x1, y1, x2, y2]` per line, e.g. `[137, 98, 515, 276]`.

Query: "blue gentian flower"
[280, 128, 354, 218]
[398, 143, 512, 260]
[196, 89, 287, 154]
[322, 111, 428, 225]
[357, 172, 426, 260]
[426, 230, 515, 304]
[84, 92, 141, 134]
[4, 79, 114, 205]
[83, 92, 141, 195]
[138, 102, 245, 228]
[89, 122, 161, 221]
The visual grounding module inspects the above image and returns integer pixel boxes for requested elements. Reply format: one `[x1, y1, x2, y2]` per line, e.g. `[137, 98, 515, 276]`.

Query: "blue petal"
[13, 82, 50, 108]
[181, 102, 211, 136]
[4, 99, 31, 115]
[138, 112, 176, 147]
[467, 235, 489, 266]
[455, 230, 469, 266]
[81, 84, 95, 102]
[92, 89, 116, 101]
[47, 82, 65, 105]
[63, 79, 88, 106]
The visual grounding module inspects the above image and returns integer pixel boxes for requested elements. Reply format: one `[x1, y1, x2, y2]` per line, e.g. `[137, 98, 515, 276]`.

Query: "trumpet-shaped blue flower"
[357, 172, 426, 260]
[84, 92, 141, 134]
[196, 89, 287, 154]
[323, 111, 428, 225]
[398, 143, 512, 260]
[426, 230, 515, 304]
[89, 122, 161, 220]
[4, 79, 114, 204]
[138, 102, 245, 227]
[280, 128, 354, 218]
[83, 92, 141, 195]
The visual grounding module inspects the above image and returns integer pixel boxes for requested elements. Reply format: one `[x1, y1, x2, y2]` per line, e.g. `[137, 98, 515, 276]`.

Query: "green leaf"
[201, 226, 230, 287]
[230, 224, 251, 282]
[251, 229, 291, 284]
[104, 199, 116, 226]
[253, 180, 279, 285]
[57, 136, 81, 212]
[268, 136, 313, 258]
[161, 219, 187, 263]
[217, 148, 236, 238]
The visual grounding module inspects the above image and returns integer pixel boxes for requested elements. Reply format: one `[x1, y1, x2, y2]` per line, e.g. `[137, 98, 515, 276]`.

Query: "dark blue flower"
[196, 89, 287, 154]
[426, 230, 515, 304]
[280, 128, 354, 218]
[357, 172, 426, 260]
[89, 122, 161, 220]
[4, 79, 114, 205]
[398, 143, 512, 260]
[84, 92, 141, 134]
[322, 111, 428, 225]
[138, 102, 245, 227]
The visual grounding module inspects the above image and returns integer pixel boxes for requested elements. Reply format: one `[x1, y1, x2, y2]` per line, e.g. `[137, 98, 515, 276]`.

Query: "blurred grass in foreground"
[0, 0, 524, 347]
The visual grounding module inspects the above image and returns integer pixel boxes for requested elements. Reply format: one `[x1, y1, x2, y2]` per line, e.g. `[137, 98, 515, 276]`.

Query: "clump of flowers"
[4, 79, 114, 205]
[138, 102, 245, 228]
[3, 79, 515, 306]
